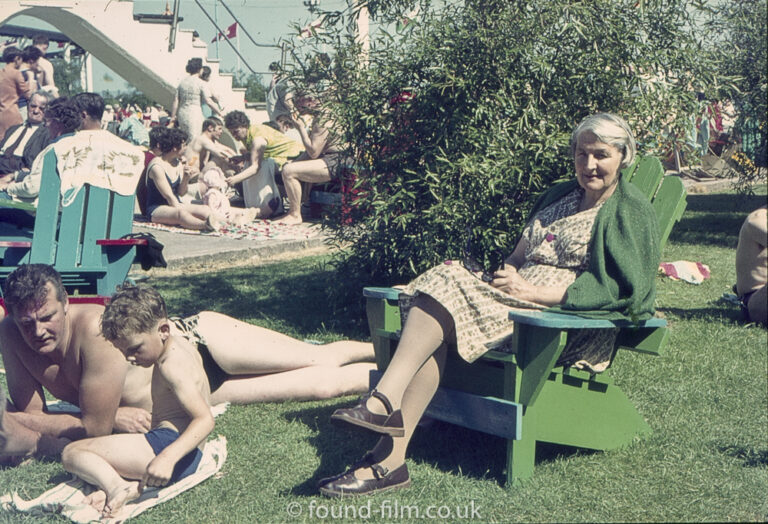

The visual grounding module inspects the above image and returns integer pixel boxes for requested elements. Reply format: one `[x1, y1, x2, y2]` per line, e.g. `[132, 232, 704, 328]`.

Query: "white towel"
[1, 436, 227, 523]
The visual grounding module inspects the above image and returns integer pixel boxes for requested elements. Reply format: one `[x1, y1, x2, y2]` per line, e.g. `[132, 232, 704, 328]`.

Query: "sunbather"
[0, 264, 375, 464]
[736, 206, 767, 325]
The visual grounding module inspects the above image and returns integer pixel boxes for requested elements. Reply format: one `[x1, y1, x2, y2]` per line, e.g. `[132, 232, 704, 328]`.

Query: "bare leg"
[210, 362, 375, 404]
[196, 311, 374, 375]
[279, 159, 332, 224]
[62, 434, 155, 516]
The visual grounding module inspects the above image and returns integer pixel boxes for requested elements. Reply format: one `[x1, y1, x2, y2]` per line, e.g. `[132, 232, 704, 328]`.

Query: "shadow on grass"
[718, 445, 768, 468]
[152, 260, 369, 340]
[668, 193, 765, 248]
[658, 306, 744, 323]
[282, 403, 588, 493]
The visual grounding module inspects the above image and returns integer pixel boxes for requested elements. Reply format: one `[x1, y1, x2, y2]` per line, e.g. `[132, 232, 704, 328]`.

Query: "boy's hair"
[3, 264, 67, 316]
[73, 92, 105, 121]
[22, 45, 43, 63]
[202, 117, 222, 132]
[32, 35, 49, 47]
[45, 97, 83, 134]
[224, 110, 249, 130]
[2, 47, 22, 64]
[156, 127, 187, 153]
[101, 284, 167, 342]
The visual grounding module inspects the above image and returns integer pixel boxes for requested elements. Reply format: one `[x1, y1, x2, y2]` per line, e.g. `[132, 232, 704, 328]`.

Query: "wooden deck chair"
[362, 156, 687, 485]
[0, 149, 146, 296]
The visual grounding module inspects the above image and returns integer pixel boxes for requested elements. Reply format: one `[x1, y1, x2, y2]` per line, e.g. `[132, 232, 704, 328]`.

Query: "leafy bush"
[711, 0, 767, 187]
[288, 0, 722, 302]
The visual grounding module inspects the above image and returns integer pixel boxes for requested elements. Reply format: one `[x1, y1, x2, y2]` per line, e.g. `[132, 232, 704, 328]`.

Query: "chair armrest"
[363, 286, 401, 300]
[508, 308, 666, 329]
[95, 239, 149, 246]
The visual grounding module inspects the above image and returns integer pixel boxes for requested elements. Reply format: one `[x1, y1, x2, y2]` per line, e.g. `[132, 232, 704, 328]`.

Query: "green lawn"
[1, 188, 766, 523]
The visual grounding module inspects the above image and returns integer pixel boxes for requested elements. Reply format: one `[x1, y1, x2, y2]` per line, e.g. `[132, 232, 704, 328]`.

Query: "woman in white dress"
[170, 58, 222, 139]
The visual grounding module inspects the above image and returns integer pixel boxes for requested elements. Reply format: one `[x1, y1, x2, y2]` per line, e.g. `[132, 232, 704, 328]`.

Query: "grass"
[1, 187, 766, 523]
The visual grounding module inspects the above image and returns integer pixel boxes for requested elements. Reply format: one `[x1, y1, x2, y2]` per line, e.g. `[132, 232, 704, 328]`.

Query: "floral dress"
[400, 188, 617, 372]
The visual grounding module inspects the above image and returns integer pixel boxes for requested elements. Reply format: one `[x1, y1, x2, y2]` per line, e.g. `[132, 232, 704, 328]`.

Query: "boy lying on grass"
[62, 284, 214, 518]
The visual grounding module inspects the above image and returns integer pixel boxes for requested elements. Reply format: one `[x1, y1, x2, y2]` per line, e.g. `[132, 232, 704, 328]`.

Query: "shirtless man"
[183, 117, 237, 176]
[0, 264, 153, 460]
[1, 264, 376, 460]
[736, 206, 767, 325]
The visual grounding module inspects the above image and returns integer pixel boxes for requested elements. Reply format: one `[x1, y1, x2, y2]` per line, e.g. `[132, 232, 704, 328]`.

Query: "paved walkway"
[133, 175, 736, 272]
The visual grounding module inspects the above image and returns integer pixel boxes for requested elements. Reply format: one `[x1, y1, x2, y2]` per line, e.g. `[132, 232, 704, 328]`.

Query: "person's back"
[736, 206, 767, 324]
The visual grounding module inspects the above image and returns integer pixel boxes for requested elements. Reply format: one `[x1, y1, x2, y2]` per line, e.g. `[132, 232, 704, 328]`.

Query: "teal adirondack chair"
[0, 149, 146, 296]
[362, 156, 687, 485]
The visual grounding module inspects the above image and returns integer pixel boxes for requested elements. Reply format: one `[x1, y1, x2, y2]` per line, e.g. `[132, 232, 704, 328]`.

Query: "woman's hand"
[489, 267, 536, 302]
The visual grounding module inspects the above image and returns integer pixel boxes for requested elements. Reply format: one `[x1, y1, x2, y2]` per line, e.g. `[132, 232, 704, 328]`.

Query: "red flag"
[226, 22, 237, 39]
[211, 32, 222, 43]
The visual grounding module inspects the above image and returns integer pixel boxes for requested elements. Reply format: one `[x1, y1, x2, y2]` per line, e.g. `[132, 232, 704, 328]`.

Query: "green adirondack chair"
[362, 156, 687, 485]
[0, 149, 146, 296]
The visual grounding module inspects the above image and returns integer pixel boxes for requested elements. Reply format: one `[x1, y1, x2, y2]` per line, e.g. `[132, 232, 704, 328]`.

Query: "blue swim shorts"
[144, 427, 203, 483]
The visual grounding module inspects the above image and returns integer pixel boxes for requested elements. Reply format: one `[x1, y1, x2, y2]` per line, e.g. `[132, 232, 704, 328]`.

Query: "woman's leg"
[209, 362, 376, 404]
[364, 294, 454, 414]
[196, 311, 374, 374]
[279, 159, 331, 224]
[350, 343, 447, 480]
[150, 205, 208, 230]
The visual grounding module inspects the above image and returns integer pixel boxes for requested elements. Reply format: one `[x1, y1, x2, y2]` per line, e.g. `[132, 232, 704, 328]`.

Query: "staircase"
[0, 0, 246, 112]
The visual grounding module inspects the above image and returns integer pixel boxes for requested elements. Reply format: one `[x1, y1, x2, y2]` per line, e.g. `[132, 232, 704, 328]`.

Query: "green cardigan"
[528, 175, 660, 321]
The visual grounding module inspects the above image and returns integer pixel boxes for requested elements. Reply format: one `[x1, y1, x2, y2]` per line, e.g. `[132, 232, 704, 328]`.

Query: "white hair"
[570, 113, 637, 169]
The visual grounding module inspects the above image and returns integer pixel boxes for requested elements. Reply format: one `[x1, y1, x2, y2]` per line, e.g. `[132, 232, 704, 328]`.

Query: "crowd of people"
[0, 39, 765, 518]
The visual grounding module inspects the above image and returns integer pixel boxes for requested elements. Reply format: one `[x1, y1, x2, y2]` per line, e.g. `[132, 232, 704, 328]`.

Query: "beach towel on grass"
[0, 436, 227, 523]
[659, 261, 711, 284]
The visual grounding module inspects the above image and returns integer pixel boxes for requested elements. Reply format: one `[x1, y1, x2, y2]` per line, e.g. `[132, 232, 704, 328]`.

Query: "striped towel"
[1, 436, 227, 523]
[658, 261, 711, 284]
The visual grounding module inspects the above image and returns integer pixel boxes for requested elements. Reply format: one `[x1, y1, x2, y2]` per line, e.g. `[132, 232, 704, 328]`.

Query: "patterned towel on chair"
[0, 436, 227, 524]
[54, 130, 144, 207]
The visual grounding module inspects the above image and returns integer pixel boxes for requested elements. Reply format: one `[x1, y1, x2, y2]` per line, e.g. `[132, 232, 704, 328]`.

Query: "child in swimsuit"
[62, 284, 214, 519]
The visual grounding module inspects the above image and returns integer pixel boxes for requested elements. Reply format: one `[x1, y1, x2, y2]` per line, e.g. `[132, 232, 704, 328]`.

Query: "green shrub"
[288, 0, 722, 304]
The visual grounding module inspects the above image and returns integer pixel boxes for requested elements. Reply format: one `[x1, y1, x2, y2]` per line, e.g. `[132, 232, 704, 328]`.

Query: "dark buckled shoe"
[319, 461, 410, 498]
[330, 389, 404, 437]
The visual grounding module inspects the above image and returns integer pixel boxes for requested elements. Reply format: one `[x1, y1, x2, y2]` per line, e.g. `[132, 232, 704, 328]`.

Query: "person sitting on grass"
[224, 110, 303, 218]
[62, 284, 214, 518]
[144, 127, 224, 231]
[736, 205, 767, 325]
[183, 116, 238, 176]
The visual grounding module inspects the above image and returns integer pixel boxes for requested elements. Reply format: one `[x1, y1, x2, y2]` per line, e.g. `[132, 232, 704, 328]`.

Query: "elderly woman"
[318, 113, 660, 496]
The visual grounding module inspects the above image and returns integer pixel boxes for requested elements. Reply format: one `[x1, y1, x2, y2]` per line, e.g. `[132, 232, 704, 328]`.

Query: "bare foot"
[85, 489, 107, 513]
[275, 213, 303, 225]
[103, 481, 140, 518]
